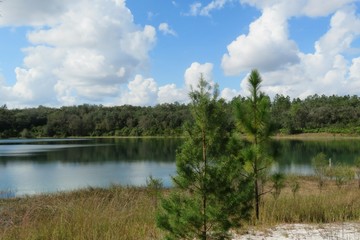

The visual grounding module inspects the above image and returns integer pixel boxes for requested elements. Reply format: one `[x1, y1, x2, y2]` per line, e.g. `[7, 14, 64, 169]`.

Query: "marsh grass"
[259, 177, 360, 226]
[0, 185, 161, 240]
[0, 178, 359, 239]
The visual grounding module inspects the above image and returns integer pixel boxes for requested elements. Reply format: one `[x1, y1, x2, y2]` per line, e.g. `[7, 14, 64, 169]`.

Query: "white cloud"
[157, 84, 188, 104]
[0, 0, 73, 26]
[222, 4, 299, 75]
[184, 62, 214, 89]
[158, 23, 177, 36]
[188, 0, 355, 17]
[350, 58, 360, 79]
[220, 88, 240, 101]
[199, 0, 229, 16]
[119, 75, 158, 106]
[187, 2, 202, 16]
[0, 0, 156, 107]
[240, 0, 356, 17]
[221, 1, 360, 99]
[300, 0, 356, 17]
[187, 0, 231, 16]
[157, 62, 216, 104]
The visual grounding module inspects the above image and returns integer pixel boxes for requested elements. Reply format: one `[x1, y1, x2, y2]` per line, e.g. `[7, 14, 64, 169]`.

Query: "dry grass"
[259, 177, 360, 226]
[0, 178, 359, 239]
[0, 185, 161, 240]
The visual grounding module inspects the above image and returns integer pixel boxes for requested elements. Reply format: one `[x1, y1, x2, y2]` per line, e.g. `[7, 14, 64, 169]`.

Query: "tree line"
[2, 90, 360, 139]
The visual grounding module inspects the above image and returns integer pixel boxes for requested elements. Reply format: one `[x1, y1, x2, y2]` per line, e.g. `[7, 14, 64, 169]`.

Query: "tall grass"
[0, 186, 161, 240]
[0, 178, 359, 239]
[259, 178, 360, 225]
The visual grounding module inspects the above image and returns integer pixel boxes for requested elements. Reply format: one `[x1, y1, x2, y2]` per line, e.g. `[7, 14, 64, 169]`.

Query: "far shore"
[272, 132, 360, 140]
[4, 132, 360, 140]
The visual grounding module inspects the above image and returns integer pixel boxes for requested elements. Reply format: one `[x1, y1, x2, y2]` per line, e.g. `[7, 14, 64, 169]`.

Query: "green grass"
[0, 178, 359, 239]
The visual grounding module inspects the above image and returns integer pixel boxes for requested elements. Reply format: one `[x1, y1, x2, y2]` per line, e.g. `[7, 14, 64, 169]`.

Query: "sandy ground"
[233, 222, 360, 240]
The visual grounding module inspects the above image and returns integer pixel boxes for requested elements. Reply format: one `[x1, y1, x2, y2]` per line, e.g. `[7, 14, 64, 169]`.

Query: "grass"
[0, 186, 161, 240]
[0, 178, 359, 239]
[259, 177, 360, 225]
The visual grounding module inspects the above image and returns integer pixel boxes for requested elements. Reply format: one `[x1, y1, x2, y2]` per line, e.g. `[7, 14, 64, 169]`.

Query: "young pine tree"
[157, 77, 253, 240]
[233, 69, 273, 221]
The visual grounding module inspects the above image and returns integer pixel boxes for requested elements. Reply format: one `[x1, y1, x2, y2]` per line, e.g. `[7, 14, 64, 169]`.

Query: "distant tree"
[157, 77, 253, 240]
[271, 94, 291, 133]
[233, 69, 273, 220]
[0, 104, 15, 138]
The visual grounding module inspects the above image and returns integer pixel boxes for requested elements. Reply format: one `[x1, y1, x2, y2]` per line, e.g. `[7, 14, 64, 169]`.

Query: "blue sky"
[0, 0, 360, 108]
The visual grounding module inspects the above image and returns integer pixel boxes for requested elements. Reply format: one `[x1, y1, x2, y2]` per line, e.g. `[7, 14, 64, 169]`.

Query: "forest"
[1, 93, 360, 138]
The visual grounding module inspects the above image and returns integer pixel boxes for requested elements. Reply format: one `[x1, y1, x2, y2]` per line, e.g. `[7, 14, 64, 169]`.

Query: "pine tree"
[233, 69, 273, 221]
[157, 76, 253, 240]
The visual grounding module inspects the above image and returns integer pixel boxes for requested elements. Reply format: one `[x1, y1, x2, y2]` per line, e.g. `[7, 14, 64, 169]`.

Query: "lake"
[0, 137, 359, 196]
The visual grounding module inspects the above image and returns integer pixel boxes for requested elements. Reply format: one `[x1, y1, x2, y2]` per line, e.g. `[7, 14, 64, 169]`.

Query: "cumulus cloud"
[119, 75, 158, 106]
[0, 0, 72, 26]
[239, 0, 355, 17]
[222, 1, 360, 99]
[350, 58, 360, 79]
[158, 23, 177, 36]
[157, 84, 188, 104]
[221, 4, 299, 75]
[120, 62, 216, 105]
[184, 62, 214, 89]
[157, 62, 216, 104]
[220, 88, 240, 101]
[0, 0, 156, 107]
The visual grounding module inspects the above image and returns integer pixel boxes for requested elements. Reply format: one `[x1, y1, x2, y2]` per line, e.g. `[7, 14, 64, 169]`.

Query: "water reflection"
[270, 139, 360, 175]
[1, 138, 360, 196]
[0, 138, 181, 163]
[0, 138, 181, 196]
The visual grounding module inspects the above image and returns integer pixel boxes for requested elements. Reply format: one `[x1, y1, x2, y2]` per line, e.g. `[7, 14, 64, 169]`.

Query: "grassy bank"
[0, 186, 161, 240]
[259, 177, 360, 225]
[0, 178, 359, 239]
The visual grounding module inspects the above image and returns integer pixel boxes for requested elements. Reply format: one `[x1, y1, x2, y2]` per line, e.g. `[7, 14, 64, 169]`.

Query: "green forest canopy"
[1, 94, 360, 138]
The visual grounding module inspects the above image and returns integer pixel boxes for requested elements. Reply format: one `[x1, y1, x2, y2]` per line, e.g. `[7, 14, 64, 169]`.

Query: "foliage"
[0, 104, 190, 138]
[233, 69, 273, 220]
[157, 77, 253, 240]
[3, 92, 360, 138]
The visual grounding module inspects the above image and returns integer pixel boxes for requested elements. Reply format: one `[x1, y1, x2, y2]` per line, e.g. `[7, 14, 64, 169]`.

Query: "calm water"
[1, 138, 360, 196]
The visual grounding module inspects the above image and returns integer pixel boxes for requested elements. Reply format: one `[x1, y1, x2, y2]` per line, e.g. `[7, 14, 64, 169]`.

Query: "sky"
[1, 0, 360, 108]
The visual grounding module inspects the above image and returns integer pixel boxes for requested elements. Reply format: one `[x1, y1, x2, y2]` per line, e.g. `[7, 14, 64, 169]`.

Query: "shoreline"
[272, 132, 360, 140]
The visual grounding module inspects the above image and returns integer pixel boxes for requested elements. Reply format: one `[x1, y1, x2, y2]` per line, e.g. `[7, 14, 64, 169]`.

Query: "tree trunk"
[202, 129, 207, 240]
